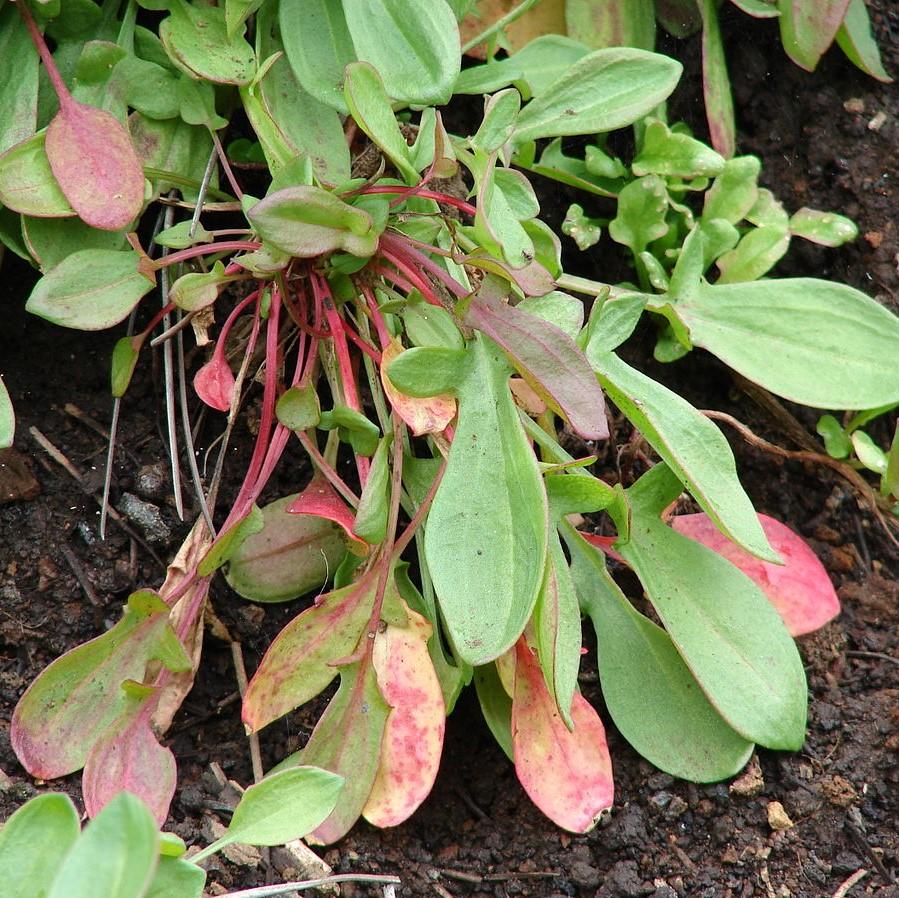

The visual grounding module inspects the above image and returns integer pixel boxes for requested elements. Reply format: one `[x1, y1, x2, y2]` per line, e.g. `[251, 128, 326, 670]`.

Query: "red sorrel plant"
[2, 0, 896, 845]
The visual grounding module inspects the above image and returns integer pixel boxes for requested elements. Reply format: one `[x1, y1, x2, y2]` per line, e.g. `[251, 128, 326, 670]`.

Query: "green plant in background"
[0, 0, 895, 844]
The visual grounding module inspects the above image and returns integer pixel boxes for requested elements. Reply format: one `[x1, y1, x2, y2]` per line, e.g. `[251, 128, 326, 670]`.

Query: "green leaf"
[387, 346, 469, 396]
[526, 138, 622, 198]
[0, 131, 74, 217]
[676, 278, 899, 408]
[471, 88, 521, 154]
[699, 0, 736, 158]
[46, 793, 159, 898]
[0, 377, 14, 449]
[276, 384, 321, 431]
[199, 506, 264, 576]
[633, 118, 725, 178]
[609, 175, 669, 253]
[816, 414, 852, 459]
[0, 5, 39, 154]
[702, 155, 760, 223]
[729, 0, 780, 15]
[788, 207, 858, 246]
[851, 430, 887, 474]
[518, 290, 584, 340]
[836, 0, 893, 82]
[587, 350, 777, 560]
[11, 590, 189, 778]
[884, 425, 899, 498]
[474, 663, 514, 761]
[343, 62, 419, 184]
[207, 767, 344, 851]
[154, 220, 213, 249]
[130, 114, 216, 200]
[226, 0, 264, 40]
[111, 336, 141, 397]
[561, 203, 602, 250]
[565, 0, 656, 49]
[170, 261, 231, 312]
[26, 249, 154, 331]
[777, 0, 851, 71]
[318, 405, 381, 456]
[145, 856, 206, 898]
[160, 0, 255, 84]
[343, 0, 461, 105]
[474, 154, 538, 267]
[280, 0, 355, 112]
[617, 464, 808, 749]
[715, 225, 790, 282]
[581, 293, 646, 354]
[565, 523, 755, 781]
[0, 794, 80, 898]
[512, 48, 681, 143]
[248, 185, 377, 258]
[425, 336, 548, 665]
[22, 215, 126, 272]
[402, 296, 465, 349]
[353, 435, 391, 544]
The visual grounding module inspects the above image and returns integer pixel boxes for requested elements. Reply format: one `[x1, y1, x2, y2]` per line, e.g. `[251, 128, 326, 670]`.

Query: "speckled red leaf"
[380, 338, 455, 436]
[45, 100, 144, 231]
[82, 686, 176, 825]
[671, 512, 840, 636]
[512, 638, 613, 833]
[363, 601, 445, 827]
[193, 349, 235, 412]
[288, 472, 368, 554]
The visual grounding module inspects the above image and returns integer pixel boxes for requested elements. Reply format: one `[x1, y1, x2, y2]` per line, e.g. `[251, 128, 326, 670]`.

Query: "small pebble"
[766, 800, 794, 831]
[118, 492, 171, 544]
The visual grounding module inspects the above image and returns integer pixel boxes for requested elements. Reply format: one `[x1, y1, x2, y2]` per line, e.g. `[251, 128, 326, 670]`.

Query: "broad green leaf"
[46, 793, 158, 898]
[208, 767, 344, 849]
[671, 512, 841, 635]
[512, 48, 681, 143]
[0, 131, 74, 217]
[609, 175, 668, 253]
[247, 185, 377, 258]
[464, 278, 609, 440]
[403, 296, 464, 349]
[226, 0, 264, 40]
[633, 118, 725, 178]
[512, 638, 613, 833]
[729, 0, 780, 15]
[145, 856, 206, 898]
[471, 89, 521, 154]
[0, 793, 80, 898]
[518, 290, 584, 341]
[280, 0, 355, 112]
[565, 523, 755, 782]
[22, 215, 126, 271]
[588, 350, 776, 560]
[26, 249, 154, 331]
[777, 0, 851, 71]
[0, 377, 13, 449]
[116, 55, 182, 120]
[533, 532, 582, 729]
[715, 225, 790, 282]
[82, 685, 177, 825]
[425, 336, 548, 665]
[353, 435, 391, 544]
[343, 0, 461, 105]
[343, 62, 419, 184]
[0, 5, 39, 154]
[474, 663, 514, 760]
[836, 0, 893, 82]
[276, 384, 321, 431]
[676, 278, 899, 408]
[160, 0, 255, 84]
[387, 346, 469, 397]
[699, 0, 736, 158]
[816, 414, 852, 458]
[199, 505, 264, 576]
[46, 99, 145, 231]
[566, 0, 656, 50]
[363, 602, 445, 826]
[284, 662, 390, 845]
[580, 293, 646, 354]
[224, 493, 346, 602]
[617, 464, 808, 749]
[789, 207, 858, 246]
[154, 220, 213, 249]
[380, 339, 456, 436]
[702, 155, 760, 223]
[242, 571, 382, 730]
[11, 590, 190, 778]
[318, 405, 381, 456]
[170, 261, 230, 312]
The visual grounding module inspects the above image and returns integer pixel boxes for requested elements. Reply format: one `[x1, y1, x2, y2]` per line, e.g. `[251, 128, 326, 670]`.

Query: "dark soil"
[2, 9, 898, 898]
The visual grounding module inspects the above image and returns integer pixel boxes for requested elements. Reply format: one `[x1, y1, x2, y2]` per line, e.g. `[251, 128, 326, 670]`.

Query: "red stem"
[361, 284, 391, 350]
[153, 241, 261, 270]
[360, 185, 477, 217]
[380, 232, 469, 298]
[18, 1, 73, 109]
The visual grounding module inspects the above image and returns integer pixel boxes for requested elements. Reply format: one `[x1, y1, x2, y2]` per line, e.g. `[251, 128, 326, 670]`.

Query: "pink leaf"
[288, 472, 368, 554]
[511, 638, 614, 833]
[82, 688, 177, 825]
[363, 601, 445, 827]
[380, 338, 455, 436]
[193, 349, 235, 412]
[580, 532, 626, 565]
[45, 100, 144, 231]
[671, 512, 840, 636]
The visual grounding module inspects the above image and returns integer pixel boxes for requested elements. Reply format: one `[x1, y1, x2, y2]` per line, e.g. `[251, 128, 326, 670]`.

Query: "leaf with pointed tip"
[380, 339, 455, 436]
[699, 0, 736, 158]
[836, 0, 893, 82]
[425, 336, 548, 665]
[26, 249, 154, 331]
[353, 436, 391, 545]
[0, 378, 13, 449]
[193, 349, 235, 412]
[170, 261, 231, 312]
[778, 0, 851, 71]
[288, 473, 368, 554]
[0, 6, 38, 155]
[0, 794, 80, 898]
[671, 513, 840, 636]
[275, 662, 390, 845]
[512, 639, 613, 833]
[464, 278, 609, 440]
[363, 601, 445, 827]
[789, 207, 858, 247]
[11, 590, 190, 779]
[715, 224, 790, 282]
[82, 684, 177, 825]
[0, 131, 74, 217]
[45, 100, 144, 231]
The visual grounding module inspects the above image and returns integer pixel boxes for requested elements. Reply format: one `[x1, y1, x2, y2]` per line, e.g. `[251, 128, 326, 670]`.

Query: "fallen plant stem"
[832, 869, 868, 898]
[222, 873, 402, 898]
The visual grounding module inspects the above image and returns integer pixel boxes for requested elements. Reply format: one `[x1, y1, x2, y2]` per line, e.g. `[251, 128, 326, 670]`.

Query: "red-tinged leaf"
[288, 472, 368, 555]
[193, 349, 235, 412]
[778, 0, 852, 71]
[464, 277, 609, 440]
[380, 338, 455, 436]
[242, 572, 379, 733]
[581, 532, 626, 564]
[11, 591, 190, 779]
[671, 512, 840, 636]
[363, 602, 446, 827]
[512, 638, 614, 833]
[45, 100, 145, 231]
[82, 685, 177, 825]
[700, 0, 736, 158]
[289, 662, 390, 845]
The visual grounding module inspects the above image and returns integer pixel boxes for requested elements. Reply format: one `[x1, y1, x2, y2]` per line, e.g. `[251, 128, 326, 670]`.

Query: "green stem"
[461, 0, 544, 55]
[554, 272, 621, 299]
